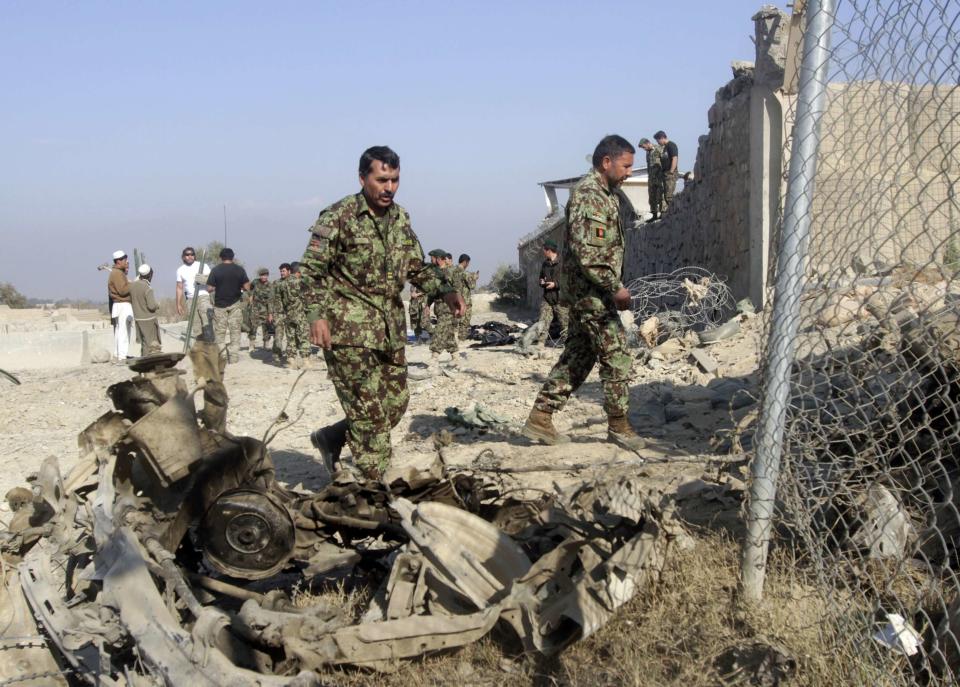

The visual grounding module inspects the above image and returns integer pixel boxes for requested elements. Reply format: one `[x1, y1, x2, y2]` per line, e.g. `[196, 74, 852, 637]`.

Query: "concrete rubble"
[0, 351, 693, 684]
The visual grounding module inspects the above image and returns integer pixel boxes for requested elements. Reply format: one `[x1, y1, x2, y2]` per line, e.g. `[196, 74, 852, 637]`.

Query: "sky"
[0, 0, 781, 301]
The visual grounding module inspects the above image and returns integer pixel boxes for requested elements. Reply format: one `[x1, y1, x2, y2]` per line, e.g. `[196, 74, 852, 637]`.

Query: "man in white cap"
[129, 264, 161, 355]
[107, 250, 134, 360]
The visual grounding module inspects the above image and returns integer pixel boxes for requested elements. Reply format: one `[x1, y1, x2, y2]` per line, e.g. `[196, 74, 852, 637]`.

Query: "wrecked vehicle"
[0, 350, 688, 684]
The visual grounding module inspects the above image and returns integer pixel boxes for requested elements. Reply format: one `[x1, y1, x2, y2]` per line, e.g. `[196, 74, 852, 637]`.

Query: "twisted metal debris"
[0, 351, 688, 684]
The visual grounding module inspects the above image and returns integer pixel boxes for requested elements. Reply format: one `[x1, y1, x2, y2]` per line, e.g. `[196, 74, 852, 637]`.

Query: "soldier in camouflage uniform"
[521, 135, 646, 454]
[277, 261, 312, 368]
[249, 267, 275, 351]
[270, 263, 290, 359]
[301, 146, 463, 479]
[457, 253, 478, 340]
[655, 131, 678, 209]
[426, 250, 463, 371]
[639, 137, 664, 221]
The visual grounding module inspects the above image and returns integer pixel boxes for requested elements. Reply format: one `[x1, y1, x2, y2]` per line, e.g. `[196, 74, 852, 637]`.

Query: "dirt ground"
[0, 303, 762, 512]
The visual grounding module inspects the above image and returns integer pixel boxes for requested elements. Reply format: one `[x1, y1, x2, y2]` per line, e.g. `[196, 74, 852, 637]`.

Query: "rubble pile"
[0, 352, 689, 685]
[764, 290, 960, 677]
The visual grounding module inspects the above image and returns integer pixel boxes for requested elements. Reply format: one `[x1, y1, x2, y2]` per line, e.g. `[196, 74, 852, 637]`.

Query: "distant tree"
[199, 240, 245, 266]
[0, 282, 28, 309]
[488, 265, 526, 305]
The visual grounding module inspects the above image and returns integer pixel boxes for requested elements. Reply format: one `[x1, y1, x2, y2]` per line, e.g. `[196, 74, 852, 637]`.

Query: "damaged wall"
[517, 6, 787, 309]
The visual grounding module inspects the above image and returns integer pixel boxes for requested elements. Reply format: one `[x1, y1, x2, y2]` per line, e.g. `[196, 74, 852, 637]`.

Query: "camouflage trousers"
[429, 303, 459, 354]
[533, 306, 632, 417]
[409, 296, 432, 336]
[647, 173, 664, 216]
[250, 314, 272, 348]
[535, 300, 569, 345]
[272, 316, 285, 355]
[662, 171, 677, 208]
[458, 296, 473, 340]
[284, 312, 311, 357]
[213, 300, 244, 364]
[185, 292, 215, 343]
[324, 345, 409, 474]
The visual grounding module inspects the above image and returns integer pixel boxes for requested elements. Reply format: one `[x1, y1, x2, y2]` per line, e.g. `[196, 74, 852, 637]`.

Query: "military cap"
[428, 249, 446, 258]
[638, 137, 651, 146]
[543, 239, 558, 251]
[257, 267, 269, 276]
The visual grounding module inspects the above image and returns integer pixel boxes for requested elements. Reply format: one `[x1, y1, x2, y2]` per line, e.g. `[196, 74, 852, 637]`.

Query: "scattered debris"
[0, 354, 690, 682]
[873, 613, 922, 657]
[444, 402, 510, 429]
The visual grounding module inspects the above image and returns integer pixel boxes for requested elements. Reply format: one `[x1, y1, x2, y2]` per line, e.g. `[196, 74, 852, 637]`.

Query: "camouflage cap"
[257, 267, 269, 276]
[543, 239, 558, 251]
[638, 137, 651, 146]
[428, 249, 446, 258]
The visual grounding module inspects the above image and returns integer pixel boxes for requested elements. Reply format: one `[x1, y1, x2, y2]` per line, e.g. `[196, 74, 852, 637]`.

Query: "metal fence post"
[740, 0, 837, 602]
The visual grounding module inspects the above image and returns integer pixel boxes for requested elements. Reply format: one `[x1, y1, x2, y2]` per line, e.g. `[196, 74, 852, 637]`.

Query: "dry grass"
[288, 534, 918, 686]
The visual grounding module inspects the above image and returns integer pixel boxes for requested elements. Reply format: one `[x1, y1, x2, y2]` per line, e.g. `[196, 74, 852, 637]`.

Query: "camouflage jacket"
[459, 268, 478, 299]
[269, 278, 286, 319]
[560, 169, 625, 313]
[434, 264, 466, 314]
[277, 274, 306, 319]
[250, 280, 274, 316]
[645, 145, 663, 178]
[301, 192, 452, 351]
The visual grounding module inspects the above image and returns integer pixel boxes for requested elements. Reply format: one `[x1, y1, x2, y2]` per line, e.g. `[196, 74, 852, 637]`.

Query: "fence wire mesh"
[749, 0, 960, 684]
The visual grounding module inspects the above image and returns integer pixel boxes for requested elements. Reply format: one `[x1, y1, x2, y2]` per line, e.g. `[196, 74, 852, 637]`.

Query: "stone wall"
[623, 70, 755, 298]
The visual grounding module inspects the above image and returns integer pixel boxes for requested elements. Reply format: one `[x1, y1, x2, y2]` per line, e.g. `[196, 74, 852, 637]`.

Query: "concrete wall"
[806, 81, 960, 282]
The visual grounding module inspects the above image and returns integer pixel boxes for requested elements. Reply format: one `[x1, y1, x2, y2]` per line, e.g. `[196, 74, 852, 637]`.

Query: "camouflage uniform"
[457, 268, 478, 340]
[646, 144, 664, 217]
[270, 278, 286, 355]
[532, 169, 632, 418]
[277, 275, 311, 358]
[535, 256, 568, 345]
[249, 280, 275, 348]
[429, 264, 464, 355]
[300, 192, 452, 475]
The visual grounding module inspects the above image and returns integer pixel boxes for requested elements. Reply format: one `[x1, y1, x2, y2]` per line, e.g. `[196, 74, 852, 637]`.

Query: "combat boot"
[521, 408, 569, 445]
[607, 414, 646, 454]
[310, 419, 348, 473]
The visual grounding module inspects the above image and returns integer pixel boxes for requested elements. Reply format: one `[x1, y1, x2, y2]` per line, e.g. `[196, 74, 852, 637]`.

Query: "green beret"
[428, 249, 446, 258]
[638, 138, 651, 146]
[543, 239, 558, 251]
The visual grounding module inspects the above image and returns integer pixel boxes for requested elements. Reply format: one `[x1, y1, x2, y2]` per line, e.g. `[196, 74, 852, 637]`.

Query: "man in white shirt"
[175, 246, 214, 342]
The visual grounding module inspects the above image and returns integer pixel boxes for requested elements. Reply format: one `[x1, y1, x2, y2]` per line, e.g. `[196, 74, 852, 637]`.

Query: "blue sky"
[1, 0, 780, 300]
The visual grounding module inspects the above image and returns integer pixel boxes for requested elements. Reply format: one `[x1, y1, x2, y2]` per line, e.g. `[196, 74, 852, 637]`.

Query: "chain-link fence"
[744, 0, 960, 683]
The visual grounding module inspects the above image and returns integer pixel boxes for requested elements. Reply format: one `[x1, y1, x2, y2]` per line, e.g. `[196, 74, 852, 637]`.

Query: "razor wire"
[627, 266, 736, 335]
[744, 0, 960, 684]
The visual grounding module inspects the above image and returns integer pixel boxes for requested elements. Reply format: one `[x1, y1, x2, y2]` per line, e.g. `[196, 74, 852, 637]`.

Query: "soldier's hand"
[444, 292, 466, 317]
[613, 287, 632, 311]
[311, 319, 332, 349]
